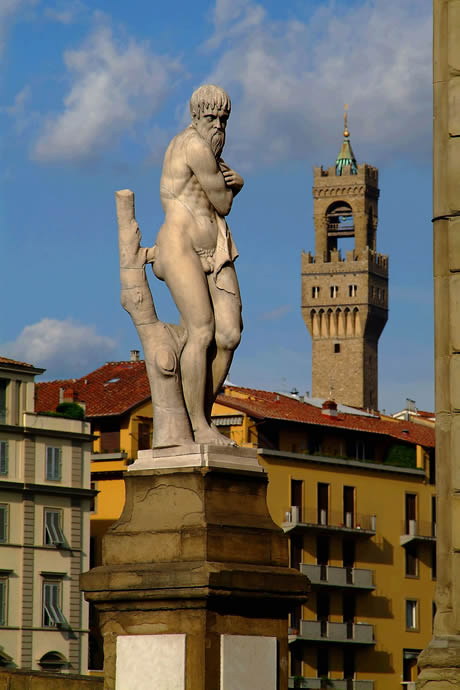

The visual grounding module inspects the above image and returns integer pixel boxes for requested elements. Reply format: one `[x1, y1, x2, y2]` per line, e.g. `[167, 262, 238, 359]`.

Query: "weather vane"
[344, 104, 349, 138]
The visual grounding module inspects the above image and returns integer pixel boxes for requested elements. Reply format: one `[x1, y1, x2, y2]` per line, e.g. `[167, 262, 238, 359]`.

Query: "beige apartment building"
[0, 356, 93, 673]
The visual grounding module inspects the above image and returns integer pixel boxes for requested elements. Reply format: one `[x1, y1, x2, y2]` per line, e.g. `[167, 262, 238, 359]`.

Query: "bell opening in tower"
[326, 201, 355, 255]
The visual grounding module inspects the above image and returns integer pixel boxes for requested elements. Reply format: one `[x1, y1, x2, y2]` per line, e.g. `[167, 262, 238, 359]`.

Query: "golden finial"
[344, 103, 349, 138]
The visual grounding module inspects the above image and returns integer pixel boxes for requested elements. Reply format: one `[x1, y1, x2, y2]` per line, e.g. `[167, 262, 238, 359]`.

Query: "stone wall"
[0, 670, 103, 689]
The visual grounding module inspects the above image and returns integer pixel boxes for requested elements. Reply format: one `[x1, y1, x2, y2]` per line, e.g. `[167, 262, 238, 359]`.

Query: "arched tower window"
[326, 201, 354, 254]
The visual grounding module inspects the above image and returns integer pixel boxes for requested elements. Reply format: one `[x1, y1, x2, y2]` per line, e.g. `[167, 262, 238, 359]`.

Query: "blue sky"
[0, 0, 433, 414]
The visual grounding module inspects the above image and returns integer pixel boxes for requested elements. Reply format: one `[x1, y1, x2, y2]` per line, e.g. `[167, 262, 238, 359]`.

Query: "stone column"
[81, 446, 308, 690]
[417, 2, 460, 687]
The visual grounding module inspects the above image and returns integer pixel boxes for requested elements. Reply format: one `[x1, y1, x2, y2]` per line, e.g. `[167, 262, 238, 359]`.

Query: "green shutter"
[0, 506, 7, 543]
[0, 442, 8, 475]
[0, 580, 6, 625]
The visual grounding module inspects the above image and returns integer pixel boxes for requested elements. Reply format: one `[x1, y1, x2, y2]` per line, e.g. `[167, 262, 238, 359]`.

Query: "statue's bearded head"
[190, 84, 231, 158]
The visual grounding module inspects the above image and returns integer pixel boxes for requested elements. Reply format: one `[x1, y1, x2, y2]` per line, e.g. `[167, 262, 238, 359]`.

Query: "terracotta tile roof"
[216, 386, 435, 448]
[36, 364, 435, 448]
[0, 356, 37, 369]
[35, 361, 151, 418]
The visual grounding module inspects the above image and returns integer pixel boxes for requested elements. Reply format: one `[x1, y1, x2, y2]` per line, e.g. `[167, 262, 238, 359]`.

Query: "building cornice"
[259, 448, 427, 477]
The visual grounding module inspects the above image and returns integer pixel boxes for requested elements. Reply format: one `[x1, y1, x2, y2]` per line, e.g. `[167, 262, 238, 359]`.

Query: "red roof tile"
[35, 361, 151, 418]
[36, 365, 435, 448]
[0, 356, 38, 369]
[216, 386, 435, 448]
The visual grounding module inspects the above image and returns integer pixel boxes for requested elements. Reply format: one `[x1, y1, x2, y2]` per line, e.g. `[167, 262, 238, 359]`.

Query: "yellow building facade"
[37, 367, 435, 688]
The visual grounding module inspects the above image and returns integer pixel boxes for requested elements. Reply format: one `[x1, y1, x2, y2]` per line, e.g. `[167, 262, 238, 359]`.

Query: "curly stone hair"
[189, 84, 231, 120]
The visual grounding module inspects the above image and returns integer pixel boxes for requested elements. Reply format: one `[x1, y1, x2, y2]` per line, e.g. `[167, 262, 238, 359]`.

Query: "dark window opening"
[0, 380, 7, 424]
[405, 542, 418, 577]
[343, 649, 355, 680]
[317, 535, 330, 581]
[432, 544, 437, 579]
[343, 486, 355, 528]
[291, 479, 303, 522]
[290, 535, 302, 571]
[317, 647, 329, 680]
[334, 343, 341, 353]
[318, 483, 329, 525]
[432, 496, 437, 537]
[138, 422, 151, 451]
[405, 493, 417, 533]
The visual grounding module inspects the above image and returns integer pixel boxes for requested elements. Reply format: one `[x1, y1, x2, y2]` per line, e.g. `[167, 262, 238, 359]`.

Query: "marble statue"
[115, 85, 244, 448]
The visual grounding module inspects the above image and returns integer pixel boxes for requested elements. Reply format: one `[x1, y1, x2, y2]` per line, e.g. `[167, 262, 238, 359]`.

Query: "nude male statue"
[152, 85, 244, 446]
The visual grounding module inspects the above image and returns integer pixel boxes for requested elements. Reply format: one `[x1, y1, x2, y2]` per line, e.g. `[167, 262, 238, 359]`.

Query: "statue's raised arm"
[116, 85, 244, 449]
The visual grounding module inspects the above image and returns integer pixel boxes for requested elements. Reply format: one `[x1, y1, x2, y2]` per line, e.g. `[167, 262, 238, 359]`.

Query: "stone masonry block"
[450, 274, 460, 351]
[448, 138, 460, 211]
[448, 77, 460, 135]
[449, 219, 460, 271]
[450, 355, 460, 410]
[448, 1, 460, 72]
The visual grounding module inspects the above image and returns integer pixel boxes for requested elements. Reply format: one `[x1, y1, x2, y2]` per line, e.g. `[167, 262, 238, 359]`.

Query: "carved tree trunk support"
[115, 189, 193, 447]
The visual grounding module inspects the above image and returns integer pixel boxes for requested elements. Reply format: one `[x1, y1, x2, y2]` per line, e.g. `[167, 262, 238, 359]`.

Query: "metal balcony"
[300, 564, 375, 590]
[288, 679, 374, 690]
[283, 507, 376, 538]
[291, 620, 375, 645]
[400, 519, 436, 546]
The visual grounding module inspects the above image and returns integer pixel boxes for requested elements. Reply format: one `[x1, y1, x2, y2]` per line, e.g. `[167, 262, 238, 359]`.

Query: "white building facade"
[0, 357, 93, 673]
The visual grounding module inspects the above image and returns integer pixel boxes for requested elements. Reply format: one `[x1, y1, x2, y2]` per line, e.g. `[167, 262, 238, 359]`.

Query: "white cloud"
[44, 1, 85, 24]
[0, 318, 117, 379]
[0, 0, 37, 56]
[33, 24, 181, 162]
[205, 0, 431, 168]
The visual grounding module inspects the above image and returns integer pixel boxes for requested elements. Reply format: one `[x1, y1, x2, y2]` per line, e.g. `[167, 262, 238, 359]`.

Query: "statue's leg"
[159, 247, 233, 445]
[205, 264, 242, 419]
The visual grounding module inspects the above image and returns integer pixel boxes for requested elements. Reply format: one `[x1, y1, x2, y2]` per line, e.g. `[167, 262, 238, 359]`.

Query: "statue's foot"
[194, 425, 237, 447]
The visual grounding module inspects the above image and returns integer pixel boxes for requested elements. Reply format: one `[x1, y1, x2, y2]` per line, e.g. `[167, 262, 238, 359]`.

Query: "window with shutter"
[0, 505, 8, 544]
[45, 447, 61, 481]
[0, 442, 8, 475]
[0, 579, 7, 626]
[0, 381, 6, 424]
[44, 509, 65, 546]
[43, 580, 66, 627]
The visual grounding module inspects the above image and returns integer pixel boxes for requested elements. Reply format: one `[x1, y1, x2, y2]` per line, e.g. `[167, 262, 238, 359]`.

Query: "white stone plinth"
[220, 634, 277, 690]
[116, 634, 185, 690]
[129, 444, 264, 473]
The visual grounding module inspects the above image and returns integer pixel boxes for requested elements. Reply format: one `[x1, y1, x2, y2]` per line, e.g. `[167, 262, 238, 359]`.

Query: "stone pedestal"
[81, 446, 309, 690]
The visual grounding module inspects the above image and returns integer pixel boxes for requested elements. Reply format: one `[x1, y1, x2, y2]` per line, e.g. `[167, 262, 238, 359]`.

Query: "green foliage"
[384, 443, 416, 468]
[55, 402, 85, 420]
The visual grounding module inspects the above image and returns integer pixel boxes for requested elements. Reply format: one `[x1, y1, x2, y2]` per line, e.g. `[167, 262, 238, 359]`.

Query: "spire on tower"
[336, 104, 358, 175]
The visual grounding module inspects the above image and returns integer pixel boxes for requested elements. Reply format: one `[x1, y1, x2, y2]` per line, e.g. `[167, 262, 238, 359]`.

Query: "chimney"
[321, 399, 338, 417]
[63, 387, 76, 403]
[130, 350, 140, 362]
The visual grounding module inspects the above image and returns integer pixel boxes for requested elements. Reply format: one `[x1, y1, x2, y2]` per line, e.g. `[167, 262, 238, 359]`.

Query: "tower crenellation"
[302, 112, 388, 410]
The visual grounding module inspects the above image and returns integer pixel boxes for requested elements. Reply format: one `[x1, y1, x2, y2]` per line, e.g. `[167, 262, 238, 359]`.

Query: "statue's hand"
[222, 168, 244, 193]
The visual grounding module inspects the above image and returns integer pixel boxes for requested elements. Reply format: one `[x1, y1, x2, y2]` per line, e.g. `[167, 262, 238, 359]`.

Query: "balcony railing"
[288, 680, 374, 690]
[400, 519, 436, 546]
[292, 620, 375, 645]
[300, 564, 375, 590]
[283, 507, 376, 537]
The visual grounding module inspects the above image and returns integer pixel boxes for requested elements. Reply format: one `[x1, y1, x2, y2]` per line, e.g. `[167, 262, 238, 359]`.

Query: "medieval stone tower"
[301, 111, 388, 410]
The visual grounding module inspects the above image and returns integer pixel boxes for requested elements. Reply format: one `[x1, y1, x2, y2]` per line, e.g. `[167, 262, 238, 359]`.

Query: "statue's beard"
[210, 130, 225, 158]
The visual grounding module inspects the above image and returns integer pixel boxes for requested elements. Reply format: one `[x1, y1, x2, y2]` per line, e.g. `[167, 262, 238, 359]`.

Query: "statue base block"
[131, 443, 264, 473]
[81, 447, 308, 690]
[417, 636, 460, 688]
